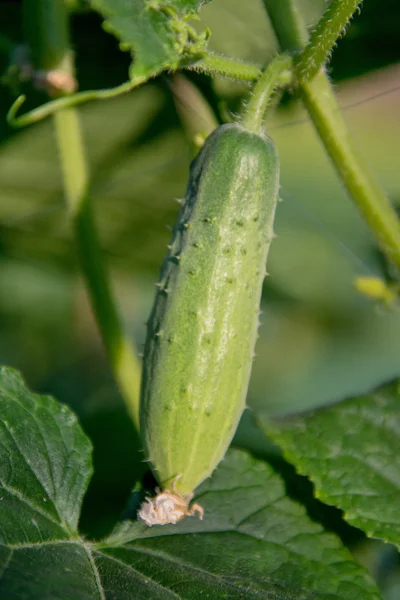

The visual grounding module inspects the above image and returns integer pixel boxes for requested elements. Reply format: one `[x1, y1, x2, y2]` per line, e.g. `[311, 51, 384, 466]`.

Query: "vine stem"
[300, 71, 400, 270]
[7, 53, 260, 129]
[262, 0, 308, 52]
[242, 54, 292, 133]
[188, 52, 261, 81]
[295, 0, 363, 82]
[54, 108, 141, 429]
[262, 0, 400, 272]
[22, 0, 141, 428]
[7, 78, 146, 128]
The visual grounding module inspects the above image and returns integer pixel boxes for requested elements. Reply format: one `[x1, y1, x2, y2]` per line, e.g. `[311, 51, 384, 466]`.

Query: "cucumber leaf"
[261, 380, 400, 549]
[0, 367, 381, 599]
[0, 367, 92, 545]
[89, 0, 211, 78]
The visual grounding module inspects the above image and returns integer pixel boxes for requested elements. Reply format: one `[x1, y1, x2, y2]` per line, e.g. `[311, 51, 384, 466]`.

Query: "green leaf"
[0, 367, 99, 598]
[261, 380, 400, 549]
[0, 367, 381, 599]
[0, 367, 92, 544]
[103, 451, 381, 600]
[89, 0, 211, 79]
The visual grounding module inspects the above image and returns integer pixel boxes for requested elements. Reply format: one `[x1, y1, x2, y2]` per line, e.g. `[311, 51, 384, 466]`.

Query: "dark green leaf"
[102, 450, 380, 600]
[261, 380, 400, 548]
[0, 368, 381, 598]
[0, 542, 103, 600]
[0, 367, 99, 598]
[0, 367, 92, 544]
[89, 0, 211, 78]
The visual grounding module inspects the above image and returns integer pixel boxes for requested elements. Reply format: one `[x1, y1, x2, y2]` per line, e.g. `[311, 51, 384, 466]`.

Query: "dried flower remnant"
[138, 489, 204, 526]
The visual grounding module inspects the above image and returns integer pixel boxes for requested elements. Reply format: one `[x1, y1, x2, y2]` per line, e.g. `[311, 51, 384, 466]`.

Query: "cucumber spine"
[140, 122, 280, 500]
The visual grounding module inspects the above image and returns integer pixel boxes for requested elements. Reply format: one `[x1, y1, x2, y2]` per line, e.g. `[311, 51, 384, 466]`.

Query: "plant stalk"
[242, 54, 292, 133]
[54, 108, 141, 429]
[8, 52, 260, 128]
[188, 52, 261, 81]
[262, 0, 308, 52]
[301, 71, 400, 270]
[295, 0, 363, 82]
[7, 78, 146, 128]
[262, 0, 400, 272]
[23, 0, 141, 428]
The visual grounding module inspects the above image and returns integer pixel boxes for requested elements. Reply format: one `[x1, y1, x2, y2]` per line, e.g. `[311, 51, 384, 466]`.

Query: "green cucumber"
[140, 122, 279, 502]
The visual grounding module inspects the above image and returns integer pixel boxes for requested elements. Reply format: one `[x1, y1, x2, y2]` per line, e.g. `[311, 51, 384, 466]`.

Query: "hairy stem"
[187, 52, 261, 81]
[295, 0, 363, 82]
[22, 0, 141, 427]
[242, 54, 292, 133]
[262, 0, 400, 272]
[7, 54, 259, 129]
[8, 51, 258, 128]
[54, 108, 141, 428]
[301, 71, 400, 270]
[262, 0, 308, 52]
[7, 78, 145, 128]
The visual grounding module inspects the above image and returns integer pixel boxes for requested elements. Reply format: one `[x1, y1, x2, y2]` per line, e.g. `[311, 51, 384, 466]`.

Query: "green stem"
[262, 0, 400, 272]
[262, 0, 308, 52]
[187, 52, 261, 81]
[295, 0, 363, 82]
[22, 0, 142, 427]
[301, 71, 400, 270]
[7, 51, 259, 128]
[7, 53, 259, 129]
[242, 54, 292, 133]
[54, 108, 141, 428]
[7, 78, 145, 128]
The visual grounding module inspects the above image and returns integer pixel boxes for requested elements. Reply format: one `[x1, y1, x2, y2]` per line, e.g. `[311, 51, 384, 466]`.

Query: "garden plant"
[0, 0, 400, 598]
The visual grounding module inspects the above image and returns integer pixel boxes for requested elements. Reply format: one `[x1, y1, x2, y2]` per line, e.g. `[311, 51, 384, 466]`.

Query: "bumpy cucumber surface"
[140, 123, 279, 496]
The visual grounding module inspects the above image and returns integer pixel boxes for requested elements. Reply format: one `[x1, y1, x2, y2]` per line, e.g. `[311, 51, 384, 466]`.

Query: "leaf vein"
[94, 549, 182, 599]
[0, 546, 13, 580]
[0, 480, 65, 533]
[84, 544, 106, 600]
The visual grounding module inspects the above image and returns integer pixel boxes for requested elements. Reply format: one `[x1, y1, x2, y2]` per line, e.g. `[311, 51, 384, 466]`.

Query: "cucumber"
[139, 122, 279, 521]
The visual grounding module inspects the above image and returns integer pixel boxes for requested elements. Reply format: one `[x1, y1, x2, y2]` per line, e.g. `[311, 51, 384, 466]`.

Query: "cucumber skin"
[140, 123, 280, 495]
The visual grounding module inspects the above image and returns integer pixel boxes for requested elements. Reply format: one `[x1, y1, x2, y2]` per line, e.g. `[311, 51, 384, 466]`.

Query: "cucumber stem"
[242, 54, 292, 133]
[188, 52, 262, 82]
[7, 52, 260, 129]
[262, 0, 400, 273]
[54, 108, 142, 429]
[22, 0, 142, 429]
[7, 49, 261, 129]
[262, 0, 308, 52]
[301, 71, 400, 271]
[295, 0, 363, 82]
[7, 77, 146, 128]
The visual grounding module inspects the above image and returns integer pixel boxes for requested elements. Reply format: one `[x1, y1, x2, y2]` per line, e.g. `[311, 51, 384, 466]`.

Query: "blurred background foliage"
[0, 0, 400, 593]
